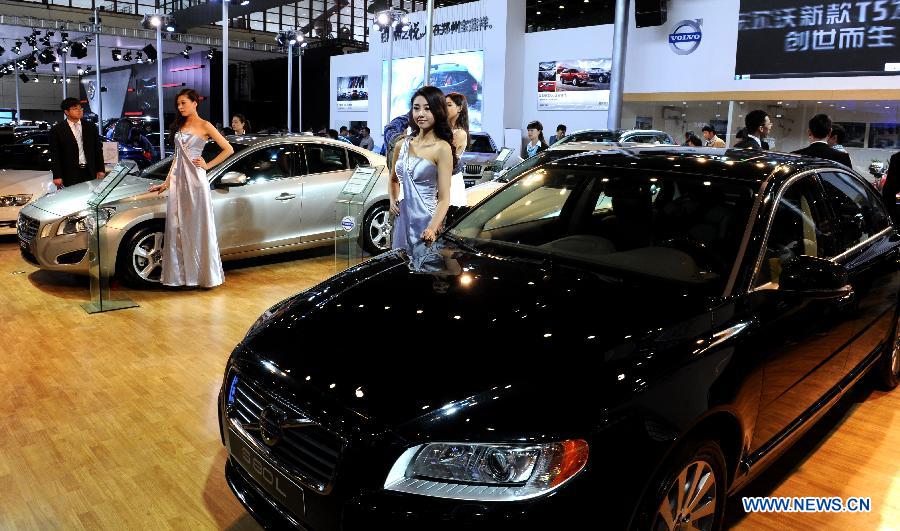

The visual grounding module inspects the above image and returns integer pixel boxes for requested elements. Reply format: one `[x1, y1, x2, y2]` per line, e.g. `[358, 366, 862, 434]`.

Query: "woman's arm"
[452, 129, 467, 160]
[193, 121, 235, 170]
[423, 142, 452, 242]
[148, 159, 175, 193]
[389, 137, 403, 215]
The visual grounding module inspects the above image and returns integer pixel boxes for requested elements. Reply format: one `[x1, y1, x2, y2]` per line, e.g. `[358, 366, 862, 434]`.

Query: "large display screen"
[735, 0, 900, 79]
[383, 50, 484, 131]
[536, 58, 611, 111]
[337, 75, 368, 112]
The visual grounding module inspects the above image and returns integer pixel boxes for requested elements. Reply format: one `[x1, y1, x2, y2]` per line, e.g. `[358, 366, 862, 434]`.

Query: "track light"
[142, 44, 157, 63]
[33, 75, 39, 83]
[123, 50, 132, 61]
[240, 0, 249, 5]
[206, 49, 214, 60]
[166, 21, 176, 32]
[19, 73, 29, 83]
[52, 62, 60, 72]
[60, 32, 69, 45]
[37, 48, 56, 64]
[70, 41, 88, 58]
[181, 45, 192, 58]
[52, 76, 58, 84]
[84, 35, 92, 45]
[136, 51, 144, 63]
[12, 42, 21, 55]
[111, 48, 122, 61]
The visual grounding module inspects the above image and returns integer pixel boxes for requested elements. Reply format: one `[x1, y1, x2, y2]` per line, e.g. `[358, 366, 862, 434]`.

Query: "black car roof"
[546, 146, 841, 183]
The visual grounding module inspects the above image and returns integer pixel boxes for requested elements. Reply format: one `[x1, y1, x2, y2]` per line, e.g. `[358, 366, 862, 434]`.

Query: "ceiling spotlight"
[60, 32, 69, 45]
[112, 48, 122, 61]
[52, 62, 60, 72]
[240, 0, 250, 5]
[12, 42, 21, 55]
[25, 34, 37, 48]
[149, 14, 161, 28]
[76, 66, 83, 75]
[84, 35, 92, 45]
[300, 41, 308, 48]
[19, 72, 29, 83]
[33, 75, 39, 83]
[181, 45, 192, 58]
[377, 12, 389, 25]
[123, 50, 132, 61]
[136, 51, 144, 63]
[142, 44, 157, 62]
[165, 20, 176, 32]
[52, 76, 58, 84]
[38, 48, 56, 64]
[45, 30, 55, 38]
[57, 44, 69, 55]
[65, 78, 71, 83]
[70, 42, 88, 58]
[206, 49, 214, 60]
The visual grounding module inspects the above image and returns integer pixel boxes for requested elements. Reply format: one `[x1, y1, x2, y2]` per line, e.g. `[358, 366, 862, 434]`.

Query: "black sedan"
[218, 147, 899, 530]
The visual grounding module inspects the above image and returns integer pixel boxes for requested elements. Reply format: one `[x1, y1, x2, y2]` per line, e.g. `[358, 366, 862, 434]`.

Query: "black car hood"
[237, 242, 713, 435]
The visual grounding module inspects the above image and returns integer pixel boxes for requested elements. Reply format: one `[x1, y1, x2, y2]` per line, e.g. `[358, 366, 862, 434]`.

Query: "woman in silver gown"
[390, 86, 455, 254]
[148, 89, 234, 288]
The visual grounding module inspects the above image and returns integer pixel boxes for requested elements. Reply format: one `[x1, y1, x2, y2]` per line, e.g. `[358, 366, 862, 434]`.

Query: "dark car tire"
[633, 439, 727, 531]
[119, 223, 165, 288]
[875, 314, 900, 390]
[362, 202, 391, 255]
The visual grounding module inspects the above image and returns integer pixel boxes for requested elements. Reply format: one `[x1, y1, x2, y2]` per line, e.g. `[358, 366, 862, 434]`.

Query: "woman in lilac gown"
[148, 89, 234, 288]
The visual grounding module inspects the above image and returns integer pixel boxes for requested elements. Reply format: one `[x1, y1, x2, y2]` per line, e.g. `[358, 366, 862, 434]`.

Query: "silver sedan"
[17, 135, 391, 287]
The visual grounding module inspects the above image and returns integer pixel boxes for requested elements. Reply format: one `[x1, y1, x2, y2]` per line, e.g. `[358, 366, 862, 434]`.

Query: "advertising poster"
[383, 50, 484, 130]
[735, 0, 900, 79]
[537, 58, 612, 111]
[337, 75, 369, 111]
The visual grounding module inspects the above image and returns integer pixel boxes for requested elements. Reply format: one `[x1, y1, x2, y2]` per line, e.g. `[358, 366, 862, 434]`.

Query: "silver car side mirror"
[220, 171, 249, 186]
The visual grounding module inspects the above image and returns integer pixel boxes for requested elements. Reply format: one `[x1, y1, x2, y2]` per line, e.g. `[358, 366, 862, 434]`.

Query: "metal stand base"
[80, 298, 139, 314]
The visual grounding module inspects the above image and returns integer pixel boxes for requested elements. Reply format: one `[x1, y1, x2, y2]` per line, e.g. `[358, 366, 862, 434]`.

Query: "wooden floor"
[0, 234, 898, 530]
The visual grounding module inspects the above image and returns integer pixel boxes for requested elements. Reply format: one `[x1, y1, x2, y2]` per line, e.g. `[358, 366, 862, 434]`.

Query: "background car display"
[551, 128, 675, 146]
[18, 136, 390, 287]
[0, 163, 54, 236]
[458, 132, 519, 188]
[220, 146, 900, 529]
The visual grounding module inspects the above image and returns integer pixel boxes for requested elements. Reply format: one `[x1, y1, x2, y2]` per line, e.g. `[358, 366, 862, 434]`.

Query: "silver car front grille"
[17, 214, 39, 243]
[228, 375, 343, 493]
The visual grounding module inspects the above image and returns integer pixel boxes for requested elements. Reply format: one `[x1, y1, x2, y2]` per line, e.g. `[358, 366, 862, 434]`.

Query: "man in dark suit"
[733, 110, 772, 150]
[882, 151, 900, 225]
[792, 113, 853, 167]
[49, 97, 105, 189]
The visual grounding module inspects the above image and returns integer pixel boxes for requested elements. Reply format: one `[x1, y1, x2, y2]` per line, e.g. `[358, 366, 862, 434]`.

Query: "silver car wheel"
[655, 459, 717, 531]
[368, 210, 391, 251]
[132, 231, 164, 283]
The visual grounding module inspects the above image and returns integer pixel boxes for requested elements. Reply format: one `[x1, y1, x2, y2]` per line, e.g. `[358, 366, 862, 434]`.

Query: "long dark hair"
[446, 92, 470, 148]
[232, 113, 250, 133]
[408, 86, 458, 170]
[527, 120, 548, 149]
[168, 88, 200, 144]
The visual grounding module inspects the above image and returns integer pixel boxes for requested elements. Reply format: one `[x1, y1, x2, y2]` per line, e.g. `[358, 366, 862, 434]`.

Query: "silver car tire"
[362, 203, 391, 255]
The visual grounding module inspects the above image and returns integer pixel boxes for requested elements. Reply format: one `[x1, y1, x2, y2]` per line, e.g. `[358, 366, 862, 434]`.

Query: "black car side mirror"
[779, 255, 852, 299]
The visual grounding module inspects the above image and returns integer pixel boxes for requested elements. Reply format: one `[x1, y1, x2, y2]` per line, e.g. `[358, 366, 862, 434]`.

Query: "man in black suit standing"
[881, 151, 900, 225]
[49, 97, 105, 189]
[733, 110, 772, 150]
[792, 113, 853, 168]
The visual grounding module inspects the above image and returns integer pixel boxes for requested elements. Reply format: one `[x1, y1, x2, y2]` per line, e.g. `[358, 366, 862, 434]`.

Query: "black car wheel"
[120, 224, 165, 288]
[635, 439, 726, 531]
[362, 203, 391, 255]
[875, 314, 900, 390]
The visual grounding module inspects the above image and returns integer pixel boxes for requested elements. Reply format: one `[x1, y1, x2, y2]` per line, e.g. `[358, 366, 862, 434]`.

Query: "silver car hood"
[0, 170, 55, 196]
[31, 175, 160, 217]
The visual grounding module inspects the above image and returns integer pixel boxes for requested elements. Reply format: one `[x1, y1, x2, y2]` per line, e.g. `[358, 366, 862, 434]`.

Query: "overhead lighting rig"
[181, 45, 192, 59]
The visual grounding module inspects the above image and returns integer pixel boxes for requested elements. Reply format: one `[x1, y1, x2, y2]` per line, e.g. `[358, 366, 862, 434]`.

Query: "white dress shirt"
[67, 119, 87, 165]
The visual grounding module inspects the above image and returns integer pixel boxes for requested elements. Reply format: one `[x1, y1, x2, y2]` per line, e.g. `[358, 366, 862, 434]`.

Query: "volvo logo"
[259, 405, 287, 446]
[668, 19, 703, 55]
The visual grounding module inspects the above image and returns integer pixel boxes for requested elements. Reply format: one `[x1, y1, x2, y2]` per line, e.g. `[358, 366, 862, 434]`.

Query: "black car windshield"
[140, 141, 246, 180]
[556, 131, 620, 145]
[468, 135, 495, 153]
[495, 150, 591, 182]
[449, 166, 756, 291]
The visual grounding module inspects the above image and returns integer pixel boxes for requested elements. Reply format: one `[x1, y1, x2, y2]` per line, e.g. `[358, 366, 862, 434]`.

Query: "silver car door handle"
[276, 193, 296, 201]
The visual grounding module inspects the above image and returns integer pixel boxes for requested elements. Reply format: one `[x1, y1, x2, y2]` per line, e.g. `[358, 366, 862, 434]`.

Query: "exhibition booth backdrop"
[330, 0, 898, 154]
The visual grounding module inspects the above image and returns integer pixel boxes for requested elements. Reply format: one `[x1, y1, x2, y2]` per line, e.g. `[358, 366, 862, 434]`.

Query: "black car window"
[452, 168, 756, 290]
[468, 136, 495, 153]
[227, 145, 294, 184]
[348, 150, 370, 169]
[754, 176, 831, 289]
[306, 144, 348, 173]
[819, 171, 889, 254]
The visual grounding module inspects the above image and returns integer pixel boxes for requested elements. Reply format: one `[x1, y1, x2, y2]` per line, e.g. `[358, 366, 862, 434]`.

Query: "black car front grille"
[229, 376, 343, 492]
[464, 164, 483, 175]
[17, 214, 38, 243]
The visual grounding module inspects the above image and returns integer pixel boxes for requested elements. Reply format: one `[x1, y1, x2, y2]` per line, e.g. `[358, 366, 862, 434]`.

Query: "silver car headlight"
[57, 206, 116, 235]
[0, 194, 33, 207]
[384, 440, 588, 502]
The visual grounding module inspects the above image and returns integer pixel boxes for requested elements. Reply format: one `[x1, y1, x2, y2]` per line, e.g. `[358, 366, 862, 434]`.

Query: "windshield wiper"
[442, 232, 481, 254]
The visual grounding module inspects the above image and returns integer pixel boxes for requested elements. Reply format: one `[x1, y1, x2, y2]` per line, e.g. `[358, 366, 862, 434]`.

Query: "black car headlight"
[384, 440, 588, 501]
[57, 207, 116, 235]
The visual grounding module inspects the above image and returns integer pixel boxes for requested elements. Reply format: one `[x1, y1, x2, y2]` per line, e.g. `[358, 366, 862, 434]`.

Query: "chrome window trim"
[819, 169, 894, 262]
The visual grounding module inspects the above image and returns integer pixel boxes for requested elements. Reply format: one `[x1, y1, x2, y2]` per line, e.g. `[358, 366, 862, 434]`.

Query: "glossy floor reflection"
[0, 235, 897, 529]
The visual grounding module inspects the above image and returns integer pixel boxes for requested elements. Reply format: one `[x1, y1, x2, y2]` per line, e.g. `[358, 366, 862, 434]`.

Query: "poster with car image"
[337, 76, 368, 111]
[537, 58, 611, 111]
[383, 50, 483, 131]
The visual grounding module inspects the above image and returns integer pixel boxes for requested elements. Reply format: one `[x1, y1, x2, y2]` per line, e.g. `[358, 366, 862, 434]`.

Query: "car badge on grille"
[259, 405, 287, 446]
